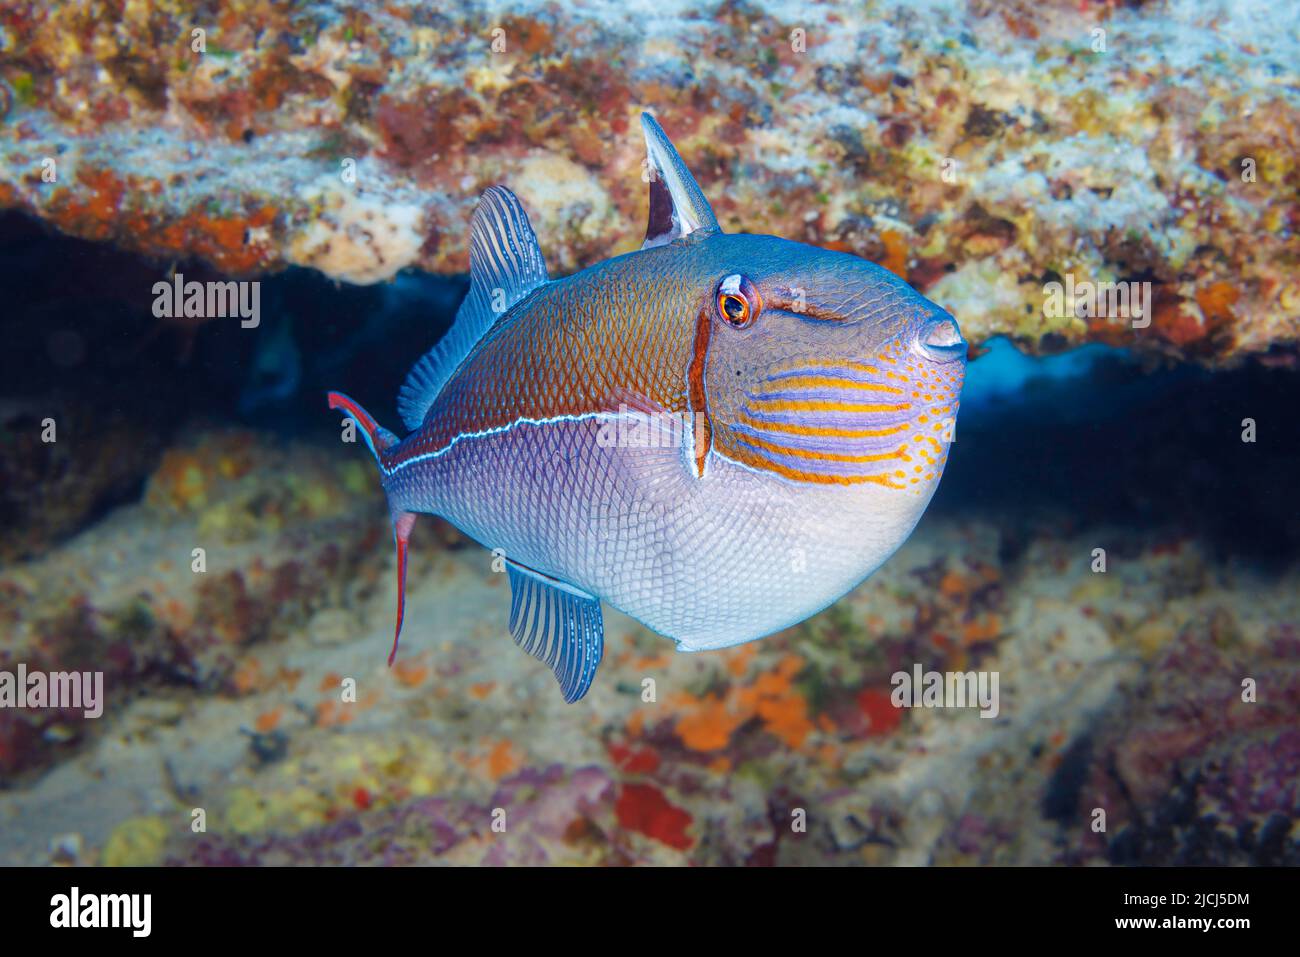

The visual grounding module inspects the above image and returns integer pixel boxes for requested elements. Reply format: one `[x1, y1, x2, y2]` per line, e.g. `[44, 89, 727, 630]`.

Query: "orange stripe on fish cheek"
[688, 306, 714, 477]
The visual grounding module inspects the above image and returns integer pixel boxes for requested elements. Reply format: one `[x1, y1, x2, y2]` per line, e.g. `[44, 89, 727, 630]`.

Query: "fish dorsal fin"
[397, 186, 549, 431]
[505, 559, 604, 703]
[640, 112, 720, 250]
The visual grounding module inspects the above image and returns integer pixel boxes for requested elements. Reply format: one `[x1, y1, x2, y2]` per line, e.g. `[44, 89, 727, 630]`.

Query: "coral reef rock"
[0, 0, 1296, 362]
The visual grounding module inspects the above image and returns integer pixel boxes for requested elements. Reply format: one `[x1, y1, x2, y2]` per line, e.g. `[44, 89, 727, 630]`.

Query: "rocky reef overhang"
[0, 0, 1296, 363]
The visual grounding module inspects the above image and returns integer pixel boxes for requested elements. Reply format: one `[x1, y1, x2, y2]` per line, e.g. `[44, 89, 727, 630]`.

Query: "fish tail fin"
[326, 391, 400, 461]
[326, 391, 415, 667]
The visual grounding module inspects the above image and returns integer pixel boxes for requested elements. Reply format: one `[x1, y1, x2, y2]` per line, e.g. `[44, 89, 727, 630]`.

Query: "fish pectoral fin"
[504, 559, 604, 704]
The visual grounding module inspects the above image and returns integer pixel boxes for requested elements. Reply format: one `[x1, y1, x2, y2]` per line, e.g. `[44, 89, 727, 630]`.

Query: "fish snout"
[916, 314, 967, 365]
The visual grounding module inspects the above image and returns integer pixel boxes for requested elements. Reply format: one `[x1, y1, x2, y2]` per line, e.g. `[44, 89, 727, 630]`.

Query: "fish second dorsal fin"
[640, 112, 720, 250]
[505, 559, 604, 703]
[397, 186, 548, 431]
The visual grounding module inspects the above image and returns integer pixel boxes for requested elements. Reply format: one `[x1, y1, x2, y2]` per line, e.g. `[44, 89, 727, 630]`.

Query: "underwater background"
[0, 0, 1297, 866]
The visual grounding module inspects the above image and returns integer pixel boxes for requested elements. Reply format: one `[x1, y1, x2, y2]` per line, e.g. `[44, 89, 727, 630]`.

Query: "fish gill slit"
[686, 304, 713, 477]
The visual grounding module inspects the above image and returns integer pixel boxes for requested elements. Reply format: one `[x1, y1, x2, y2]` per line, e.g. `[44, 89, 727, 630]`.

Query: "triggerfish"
[328, 113, 966, 702]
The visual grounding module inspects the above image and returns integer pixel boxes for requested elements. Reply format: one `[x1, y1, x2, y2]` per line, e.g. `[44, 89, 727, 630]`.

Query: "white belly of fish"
[422, 414, 942, 651]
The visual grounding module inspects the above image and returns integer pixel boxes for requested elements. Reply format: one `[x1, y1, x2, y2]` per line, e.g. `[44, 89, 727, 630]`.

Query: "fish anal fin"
[505, 559, 604, 703]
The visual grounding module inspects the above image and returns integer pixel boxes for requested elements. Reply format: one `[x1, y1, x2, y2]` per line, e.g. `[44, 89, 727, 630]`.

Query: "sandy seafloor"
[1, 395, 1297, 865]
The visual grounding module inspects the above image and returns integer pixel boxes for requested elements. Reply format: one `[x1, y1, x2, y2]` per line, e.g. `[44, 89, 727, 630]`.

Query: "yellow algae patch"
[224, 784, 330, 834]
[102, 816, 169, 867]
[225, 787, 273, 834]
[340, 460, 372, 496]
[1132, 619, 1177, 660]
[220, 733, 451, 836]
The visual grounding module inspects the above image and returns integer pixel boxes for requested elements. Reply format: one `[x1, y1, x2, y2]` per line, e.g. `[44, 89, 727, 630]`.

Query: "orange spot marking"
[315, 700, 341, 727]
[939, 571, 968, 597]
[674, 696, 751, 752]
[1195, 281, 1240, 324]
[393, 658, 430, 688]
[631, 653, 673, 670]
[487, 740, 522, 780]
[738, 654, 815, 748]
[232, 657, 263, 696]
[725, 644, 757, 677]
[962, 614, 1002, 647]
[756, 693, 814, 748]
[878, 229, 909, 278]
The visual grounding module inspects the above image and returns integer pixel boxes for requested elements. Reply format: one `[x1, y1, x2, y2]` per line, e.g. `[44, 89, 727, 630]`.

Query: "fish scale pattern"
[388, 413, 931, 650]
[390, 248, 702, 475]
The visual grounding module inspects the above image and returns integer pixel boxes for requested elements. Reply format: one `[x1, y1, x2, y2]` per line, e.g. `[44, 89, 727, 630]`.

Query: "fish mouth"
[916, 315, 967, 364]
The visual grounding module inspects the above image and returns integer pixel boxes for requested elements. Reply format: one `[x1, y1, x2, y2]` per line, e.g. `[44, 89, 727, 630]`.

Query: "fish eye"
[721, 293, 748, 324]
[716, 274, 762, 329]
